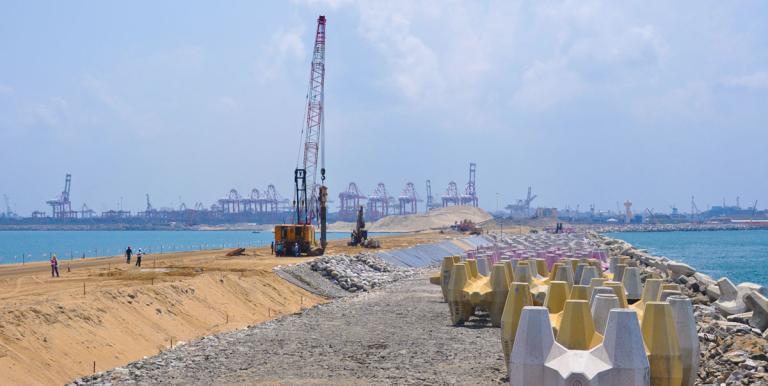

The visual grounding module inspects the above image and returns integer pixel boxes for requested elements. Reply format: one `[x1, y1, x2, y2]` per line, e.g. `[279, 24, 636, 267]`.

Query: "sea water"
[0, 230, 382, 264]
[607, 229, 768, 286]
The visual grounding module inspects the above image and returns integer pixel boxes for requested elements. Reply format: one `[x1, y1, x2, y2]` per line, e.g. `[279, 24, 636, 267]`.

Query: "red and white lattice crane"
[295, 15, 327, 226]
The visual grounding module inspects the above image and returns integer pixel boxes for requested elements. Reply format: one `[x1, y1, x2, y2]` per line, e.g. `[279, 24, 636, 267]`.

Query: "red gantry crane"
[275, 15, 328, 256]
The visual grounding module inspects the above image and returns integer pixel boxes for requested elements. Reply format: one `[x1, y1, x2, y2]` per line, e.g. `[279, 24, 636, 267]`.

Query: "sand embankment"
[329, 206, 492, 233]
[0, 232, 447, 385]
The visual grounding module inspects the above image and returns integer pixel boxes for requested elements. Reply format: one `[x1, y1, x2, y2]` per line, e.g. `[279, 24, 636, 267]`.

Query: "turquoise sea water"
[0, 231, 373, 264]
[606, 230, 768, 286]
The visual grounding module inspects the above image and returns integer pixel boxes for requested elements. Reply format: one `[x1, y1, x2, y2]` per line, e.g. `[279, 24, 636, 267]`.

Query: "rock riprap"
[309, 253, 416, 292]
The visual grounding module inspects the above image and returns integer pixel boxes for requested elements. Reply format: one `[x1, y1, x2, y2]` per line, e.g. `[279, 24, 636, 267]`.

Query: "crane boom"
[297, 15, 326, 225]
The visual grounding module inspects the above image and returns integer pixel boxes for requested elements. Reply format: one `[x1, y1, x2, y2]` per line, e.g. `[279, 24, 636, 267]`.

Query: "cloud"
[722, 71, 768, 89]
[0, 84, 14, 96]
[256, 25, 306, 81]
[214, 96, 238, 112]
[511, 59, 585, 110]
[21, 97, 69, 128]
[630, 81, 713, 122]
[82, 76, 133, 119]
[297, 0, 354, 8]
[356, 3, 445, 102]
[568, 25, 667, 70]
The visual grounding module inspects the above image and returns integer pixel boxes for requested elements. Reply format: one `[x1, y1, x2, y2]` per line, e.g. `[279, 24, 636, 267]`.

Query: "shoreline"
[589, 231, 768, 384]
[0, 231, 456, 385]
[590, 222, 768, 233]
[73, 229, 768, 385]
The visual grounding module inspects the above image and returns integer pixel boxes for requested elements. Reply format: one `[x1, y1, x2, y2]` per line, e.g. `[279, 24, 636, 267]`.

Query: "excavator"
[347, 205, 380, 248]
[274, 15, 328, 257]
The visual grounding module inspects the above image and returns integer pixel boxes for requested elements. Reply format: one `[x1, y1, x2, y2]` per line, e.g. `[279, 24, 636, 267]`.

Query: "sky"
[1, 0, 767, 215]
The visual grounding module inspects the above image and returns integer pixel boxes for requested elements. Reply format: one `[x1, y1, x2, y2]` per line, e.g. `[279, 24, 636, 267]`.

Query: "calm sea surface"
[606, 230, 768, 286]
[0, 230, 375, 264]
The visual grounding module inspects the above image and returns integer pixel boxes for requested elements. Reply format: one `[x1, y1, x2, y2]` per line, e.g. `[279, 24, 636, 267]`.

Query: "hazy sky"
[1, 1, 766, 215]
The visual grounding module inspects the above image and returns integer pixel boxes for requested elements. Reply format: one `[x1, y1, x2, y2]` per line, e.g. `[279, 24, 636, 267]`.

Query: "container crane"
[275, 15, 328, 256]
[3, 194, 15, 218]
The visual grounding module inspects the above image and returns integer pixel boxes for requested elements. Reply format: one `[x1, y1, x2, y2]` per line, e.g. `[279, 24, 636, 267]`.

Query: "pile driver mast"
[276, 15, 328, 256]
[296, 15, 327, 227]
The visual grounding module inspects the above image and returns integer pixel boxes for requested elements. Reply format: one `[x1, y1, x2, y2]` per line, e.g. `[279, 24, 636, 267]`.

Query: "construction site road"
[78, 275, 507, 385]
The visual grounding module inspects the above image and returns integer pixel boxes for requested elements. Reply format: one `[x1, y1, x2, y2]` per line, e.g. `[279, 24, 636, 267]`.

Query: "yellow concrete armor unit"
[501, 282, 533, 369]
[641, 302, 683, 386]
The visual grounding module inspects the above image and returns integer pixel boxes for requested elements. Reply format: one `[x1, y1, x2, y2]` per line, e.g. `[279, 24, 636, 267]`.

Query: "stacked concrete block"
[447, 263, 474, 325]
[668, 296, 699, 386]
[476, 257, 490, 276]
[429, 255, 460, 301]
[444, 260, 513, 326]
[614, 264, 627, 283]
[574, 263, 588, 284]
[665, 261, 695, 280]
[609, 256, 620, 274]
[715, 277, 748, 315]
[556, 300, 603, 350]
[501, 282, 534, 368]
[590, 287, 616, 306]
[487, 264, 511, 327]
[548, 262, 563, 280]
[513, 262, 533, 285]
[591, 293, 620, 334]
[509, 307, 649, 386]
[503, 260, 515, 284]
[588, 278, 608, 297]
[467, 259, 481, 280]
[744, 291, 768, 331]
[659, 289, 683, 302]
[545, 281, 570, 314]
[641, 302, 683, 386]
[622, 267, 643, 301]
[579, 265, 600, 286]
[570, 285, 590, 301]
[629, 278, 663, 320]
[604, 282, 629, 308]
[532, 258, 549, 278]
[640, 279, 663, 305]
[554, 264, 575, 288]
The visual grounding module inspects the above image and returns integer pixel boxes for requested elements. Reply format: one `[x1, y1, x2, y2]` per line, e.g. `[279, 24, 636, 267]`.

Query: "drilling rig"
[275, 15, 328, 257]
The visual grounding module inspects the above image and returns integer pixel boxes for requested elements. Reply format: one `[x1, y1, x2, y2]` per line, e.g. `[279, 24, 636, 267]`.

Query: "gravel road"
[74, 275, 507, 385]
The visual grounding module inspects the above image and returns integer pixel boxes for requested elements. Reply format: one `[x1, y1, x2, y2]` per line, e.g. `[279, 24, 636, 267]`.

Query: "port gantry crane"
[275, 15, 328, 256]
[47, 173, 75, 219]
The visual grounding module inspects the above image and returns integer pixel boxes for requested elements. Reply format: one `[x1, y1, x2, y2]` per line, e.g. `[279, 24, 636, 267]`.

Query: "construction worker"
[135, 248, 143, 268]
[50, 254, 59, 278]
[125, 246, 132, 264]
[293, 242, 300, 257]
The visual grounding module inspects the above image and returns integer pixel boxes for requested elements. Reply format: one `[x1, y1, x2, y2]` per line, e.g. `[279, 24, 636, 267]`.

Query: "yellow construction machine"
[273, 15, 328, 257]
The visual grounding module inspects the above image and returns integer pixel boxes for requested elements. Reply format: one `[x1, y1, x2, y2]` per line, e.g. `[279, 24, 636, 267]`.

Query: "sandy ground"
[0, 232, 450, 385]
[332, 206, 492, 233]
[199, 206, 492, 233]
[79, 275, 506, 386]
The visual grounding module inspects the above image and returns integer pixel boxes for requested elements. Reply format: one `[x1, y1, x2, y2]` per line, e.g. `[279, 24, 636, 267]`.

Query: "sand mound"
[367, 206, 492, 233]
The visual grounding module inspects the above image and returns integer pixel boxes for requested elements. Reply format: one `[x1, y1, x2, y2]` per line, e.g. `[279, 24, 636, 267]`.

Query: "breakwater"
[590, 222, 768, 233]
[591, 232, 768, 384]
[607, 229, 768, 286]
[431, 231, 768, 384]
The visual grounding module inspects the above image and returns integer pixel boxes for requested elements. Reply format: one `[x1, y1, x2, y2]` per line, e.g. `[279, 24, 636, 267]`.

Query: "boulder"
[744, 292, 768, 331]
[705, 285, 721, 302]
[666, 262, 696, 279]
[736, 282, 768, 305]
[693, 272, 716, 287]
[715, 278, 748, 316]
